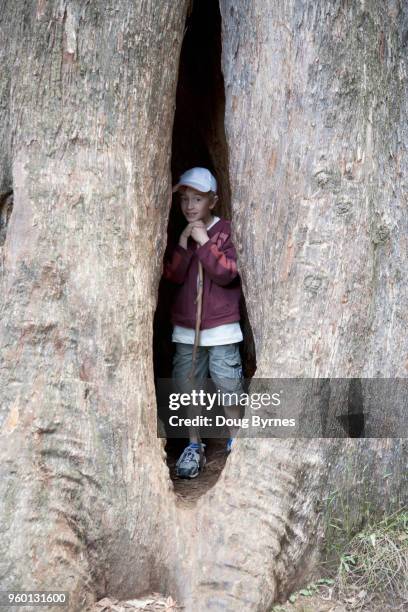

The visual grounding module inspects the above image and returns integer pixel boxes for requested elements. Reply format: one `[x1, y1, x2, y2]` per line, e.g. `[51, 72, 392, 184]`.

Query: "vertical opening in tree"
[153, 0, 256, 503]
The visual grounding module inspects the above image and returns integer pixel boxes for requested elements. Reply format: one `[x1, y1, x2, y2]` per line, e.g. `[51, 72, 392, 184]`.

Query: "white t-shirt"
[172, 215, 243, 346]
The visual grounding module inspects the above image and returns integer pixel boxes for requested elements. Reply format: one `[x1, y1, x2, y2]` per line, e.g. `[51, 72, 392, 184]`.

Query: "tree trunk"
[0, 1, 190, 608]
[0, 1, 407, 611]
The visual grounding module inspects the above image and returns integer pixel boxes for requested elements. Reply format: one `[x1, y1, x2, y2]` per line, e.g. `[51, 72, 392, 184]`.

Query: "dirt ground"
[89, 591, 407, 611]
[87, 593, 181, 611]
[165, 438, 229, 506]
[272, 589, 407, 611]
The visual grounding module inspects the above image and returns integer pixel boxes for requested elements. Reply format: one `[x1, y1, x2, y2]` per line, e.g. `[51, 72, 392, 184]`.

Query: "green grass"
[272, 510, 408, 611]
[336, 509, 408, 607]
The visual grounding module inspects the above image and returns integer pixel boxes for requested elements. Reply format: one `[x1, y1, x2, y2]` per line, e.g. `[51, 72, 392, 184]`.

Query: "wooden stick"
[188, 252, 204, 467]
[188, 260, 203, 381]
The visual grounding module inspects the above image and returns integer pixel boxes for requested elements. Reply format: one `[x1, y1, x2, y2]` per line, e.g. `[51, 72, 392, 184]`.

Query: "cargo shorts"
[172, 342, 244, 406]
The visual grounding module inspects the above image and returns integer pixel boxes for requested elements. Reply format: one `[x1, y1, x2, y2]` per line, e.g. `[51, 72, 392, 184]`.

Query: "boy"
[162, 167, 244, 479]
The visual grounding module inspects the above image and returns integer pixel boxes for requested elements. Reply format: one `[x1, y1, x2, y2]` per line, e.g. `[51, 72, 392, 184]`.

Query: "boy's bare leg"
[224, 404, 241, 438]
[185, 370, 208, 446]
[188, 426, 201, 445]
[187, 399, 202, 445]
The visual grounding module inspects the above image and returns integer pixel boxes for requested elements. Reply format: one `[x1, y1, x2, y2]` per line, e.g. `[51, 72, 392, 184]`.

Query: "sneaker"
[175, 443, 206, 479]
[226, 437, 235, 452]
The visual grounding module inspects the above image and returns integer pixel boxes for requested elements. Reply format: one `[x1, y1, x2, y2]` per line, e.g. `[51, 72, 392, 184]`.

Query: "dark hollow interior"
[152, 0, 257, 498]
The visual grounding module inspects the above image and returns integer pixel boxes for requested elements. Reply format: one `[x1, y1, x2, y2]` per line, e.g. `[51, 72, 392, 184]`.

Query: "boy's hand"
[179, 221, 209, 248]
[179, 224, 193, 249]
[190, 221, 209, 246]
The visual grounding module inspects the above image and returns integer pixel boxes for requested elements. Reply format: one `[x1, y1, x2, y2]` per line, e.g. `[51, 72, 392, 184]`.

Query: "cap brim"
[172, 181, 211, 194]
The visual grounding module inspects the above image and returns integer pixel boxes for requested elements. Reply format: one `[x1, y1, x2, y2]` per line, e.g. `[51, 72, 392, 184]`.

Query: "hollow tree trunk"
[0, 2, 407, 612]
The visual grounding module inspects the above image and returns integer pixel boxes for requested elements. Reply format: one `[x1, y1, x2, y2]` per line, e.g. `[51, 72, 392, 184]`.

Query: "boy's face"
[179, 186, 217, 223]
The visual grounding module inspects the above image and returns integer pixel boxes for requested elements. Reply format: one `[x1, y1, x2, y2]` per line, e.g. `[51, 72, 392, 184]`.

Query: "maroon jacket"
[162, 218, 242, 330]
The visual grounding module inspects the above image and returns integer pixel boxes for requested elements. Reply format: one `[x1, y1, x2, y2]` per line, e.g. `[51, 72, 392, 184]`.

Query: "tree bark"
[0, 1, 189, 608]
[0, 1, 407, 611]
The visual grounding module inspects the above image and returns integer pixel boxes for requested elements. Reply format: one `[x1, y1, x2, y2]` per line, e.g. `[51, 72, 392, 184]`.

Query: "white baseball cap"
[172, 167, 217, 194]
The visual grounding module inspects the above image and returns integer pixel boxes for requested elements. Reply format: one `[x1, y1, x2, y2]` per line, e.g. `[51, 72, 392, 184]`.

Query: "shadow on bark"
[0, 190, 13, 247]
